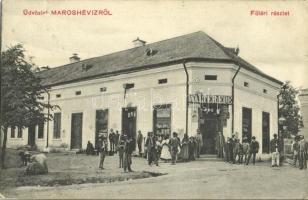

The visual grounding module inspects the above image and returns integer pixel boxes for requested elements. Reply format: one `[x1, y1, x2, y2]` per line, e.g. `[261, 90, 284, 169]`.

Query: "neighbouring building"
[299, 88, 308, 141]
[6, 31, 282, 156]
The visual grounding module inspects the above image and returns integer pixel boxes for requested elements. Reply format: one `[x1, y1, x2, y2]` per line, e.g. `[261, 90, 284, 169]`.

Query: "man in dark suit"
[270, 133, 280, 167]
[145, 132, 158, 166]
[246, 136, 259, 165]
[170, 132, 181, 165]
[137, 130, 143, 157]
[123, 136, 134, 172]
[109, 129, 115, 154]
[114, 130, 120, 154]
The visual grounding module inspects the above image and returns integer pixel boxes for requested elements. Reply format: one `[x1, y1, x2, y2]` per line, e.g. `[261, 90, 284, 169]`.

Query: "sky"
[2, 0, 308, 88]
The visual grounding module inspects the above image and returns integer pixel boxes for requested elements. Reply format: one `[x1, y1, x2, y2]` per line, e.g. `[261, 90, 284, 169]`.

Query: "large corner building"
[7, 31, 282, 155]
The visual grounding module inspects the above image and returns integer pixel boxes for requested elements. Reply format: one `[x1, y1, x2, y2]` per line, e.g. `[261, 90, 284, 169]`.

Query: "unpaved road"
[4, 157, 308, 199]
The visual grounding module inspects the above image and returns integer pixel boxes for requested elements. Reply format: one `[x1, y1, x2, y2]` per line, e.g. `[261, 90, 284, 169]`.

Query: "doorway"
[28, 125, 36, 146]
[122, 107, 137, 149]
[71, 113, 83, 149]
[199, 111, 219, 154]
[95, 109, 109, 148]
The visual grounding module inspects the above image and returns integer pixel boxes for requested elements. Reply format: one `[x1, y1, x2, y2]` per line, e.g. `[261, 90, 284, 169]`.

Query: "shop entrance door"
[200, 111, 218, 154]
[122, 107, 137, 149]
[95, 109, 109, 148]
[71, 113, 83, 149]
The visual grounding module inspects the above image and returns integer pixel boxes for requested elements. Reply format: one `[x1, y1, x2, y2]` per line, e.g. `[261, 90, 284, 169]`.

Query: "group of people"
[144, 131, 204, 166]
[221, 134, 260, 165]
[94, 130, 135, 173]
[86, 128, 307, 172]
[292, 135, 308, 170]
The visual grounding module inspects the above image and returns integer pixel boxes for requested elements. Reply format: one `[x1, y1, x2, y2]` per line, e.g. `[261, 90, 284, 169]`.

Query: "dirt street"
[3, 154, 308, 199]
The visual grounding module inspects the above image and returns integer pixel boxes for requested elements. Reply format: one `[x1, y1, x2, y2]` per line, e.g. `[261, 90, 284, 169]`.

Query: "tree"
[0, 44, 57, 168]
[278, 81, 303, 138]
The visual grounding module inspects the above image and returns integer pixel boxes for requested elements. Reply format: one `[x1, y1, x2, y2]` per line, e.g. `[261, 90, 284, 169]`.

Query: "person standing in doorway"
[196, 129, 203, 158]
[170, 132, 181, 165]
[246, 136, 259, 165]
[298, 135, 308, 170]
[270, 133, 280, 167]
[137, 130, 143, 157]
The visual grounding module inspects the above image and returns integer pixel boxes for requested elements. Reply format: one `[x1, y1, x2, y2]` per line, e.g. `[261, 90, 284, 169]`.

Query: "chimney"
[69, 53, 80, 63]
[132, 37, 146, 47]
[235, 47, 240, 55]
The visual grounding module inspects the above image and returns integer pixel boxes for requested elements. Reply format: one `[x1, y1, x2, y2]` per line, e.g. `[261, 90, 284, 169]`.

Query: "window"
[75, 91, 81, 95]
[158, 78, 168, 84]
[242, 107, 252, 142]
[11, 127, 16, 138]
[263, 89, 268, 94]
[100, 87, 107, 92]
[204, 75, 217, 80]
[53, 113, 61, 139]
[123, 83, 134, 89]
[17, 127, 22, 138]
[56, 94, 61, 98]
[262, 112, 270, 153]
[38, 123, 44, 139]
[153, 104, 171, 136]
[244, 82, 249, 87]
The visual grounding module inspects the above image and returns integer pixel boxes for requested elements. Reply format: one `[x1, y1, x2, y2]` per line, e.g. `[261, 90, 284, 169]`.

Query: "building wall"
[6, 61, 281, 156]
[7, 63, 187, 150]
[234, 67, 280, 156]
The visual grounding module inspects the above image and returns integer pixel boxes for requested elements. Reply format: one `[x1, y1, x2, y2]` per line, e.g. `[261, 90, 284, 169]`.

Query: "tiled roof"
[37, 31, 282, 86]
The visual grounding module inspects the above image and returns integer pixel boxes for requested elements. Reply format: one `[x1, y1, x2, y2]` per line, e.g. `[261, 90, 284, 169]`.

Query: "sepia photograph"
[0, 0, 308, 199]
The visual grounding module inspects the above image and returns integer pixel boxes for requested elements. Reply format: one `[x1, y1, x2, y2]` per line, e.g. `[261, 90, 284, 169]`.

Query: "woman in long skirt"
[180, 134, 189, 162]
[160, 135, 171, 161]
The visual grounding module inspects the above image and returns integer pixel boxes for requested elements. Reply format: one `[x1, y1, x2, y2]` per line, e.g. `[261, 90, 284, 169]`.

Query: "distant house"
[6, 31, 282, 155]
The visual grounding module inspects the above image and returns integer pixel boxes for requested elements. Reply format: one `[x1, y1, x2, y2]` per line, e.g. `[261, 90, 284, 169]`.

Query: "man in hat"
[270, 133, 280, 167]
[216, 131, 225, 158]
[169, 132, 181, 165]
[298, 135, 307, 170]
[229, 134, 236, 163]
[137, 130, 143, 157]
[246, 136, 259, 165]
[98, 134, 108, 169]
[196, 129, 203, 158]
[123, 135, 134, 172]
[242, 137, 250, 164]
[292, 135, 300, 167]
[145, 132, 158, 166]
[109, 129, 115, 154]
[114, 130, 120, 154]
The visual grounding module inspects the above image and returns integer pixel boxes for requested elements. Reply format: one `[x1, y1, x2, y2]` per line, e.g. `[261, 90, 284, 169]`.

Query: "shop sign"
[188, 93, 232, 105]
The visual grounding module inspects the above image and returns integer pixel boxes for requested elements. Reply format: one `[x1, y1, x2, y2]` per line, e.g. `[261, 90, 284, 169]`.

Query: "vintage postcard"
[0, 0, 308, 199]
